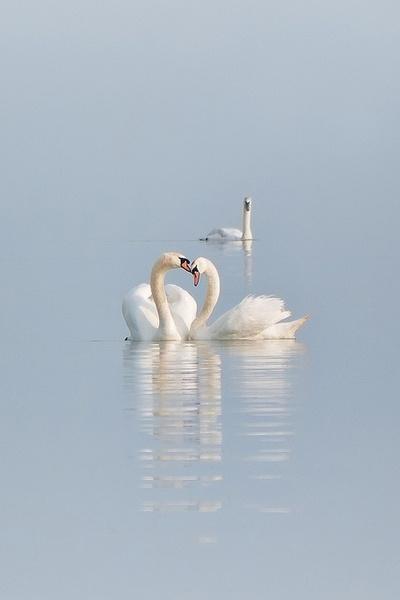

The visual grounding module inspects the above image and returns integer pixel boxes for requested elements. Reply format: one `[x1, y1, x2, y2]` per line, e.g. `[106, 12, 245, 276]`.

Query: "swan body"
[189, 257, 308, 341]
[200, 197, 253, 241]
[122, 252, 196, 341]
[202, 227, 243, 242]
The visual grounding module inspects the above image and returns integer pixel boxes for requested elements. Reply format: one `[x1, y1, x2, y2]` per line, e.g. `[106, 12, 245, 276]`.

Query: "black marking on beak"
[191, 265, 200, 286]
[180, 257, 192, 272]
[244, 198, 251, 212]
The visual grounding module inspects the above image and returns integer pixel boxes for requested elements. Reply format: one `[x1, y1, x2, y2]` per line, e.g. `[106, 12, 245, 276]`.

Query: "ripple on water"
[123, 340, 305, 527]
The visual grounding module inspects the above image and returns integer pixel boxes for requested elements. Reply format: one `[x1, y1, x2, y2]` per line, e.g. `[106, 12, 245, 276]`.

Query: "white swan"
[189, 257, 308, 340]
[200, 196, 253, 241]
[122, 252, 197, 341]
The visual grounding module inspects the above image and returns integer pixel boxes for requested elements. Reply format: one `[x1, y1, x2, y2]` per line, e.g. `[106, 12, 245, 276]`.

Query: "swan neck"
[242, 204, 252, 240]
[191, 261, 220, 334]
[150, 258, 178, 338]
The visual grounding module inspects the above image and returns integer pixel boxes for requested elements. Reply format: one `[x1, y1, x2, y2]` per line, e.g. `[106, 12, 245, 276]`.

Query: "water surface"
[1, 0, 399, 596]
[1, 234, 398, 600]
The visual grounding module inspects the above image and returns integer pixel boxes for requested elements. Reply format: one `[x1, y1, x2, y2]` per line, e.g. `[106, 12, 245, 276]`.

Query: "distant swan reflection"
[205, 238, 253, 287]
[123, 339, 304, 518]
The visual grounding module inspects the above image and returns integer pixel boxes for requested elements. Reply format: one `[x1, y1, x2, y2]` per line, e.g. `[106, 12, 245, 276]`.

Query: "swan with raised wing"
[200, 197, 253, 241]
[189, 257, 308, 340]
[122, 252, 196, 341]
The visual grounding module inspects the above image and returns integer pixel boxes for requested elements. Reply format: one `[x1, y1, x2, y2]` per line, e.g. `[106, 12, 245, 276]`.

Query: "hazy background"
[1, 0, 399, 339]
[0, 1, 399, 599]
[1, 0, 399, 244]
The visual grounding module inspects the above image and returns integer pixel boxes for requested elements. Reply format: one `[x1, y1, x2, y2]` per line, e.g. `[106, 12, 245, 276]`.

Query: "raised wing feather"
[206, 295, 291, 340]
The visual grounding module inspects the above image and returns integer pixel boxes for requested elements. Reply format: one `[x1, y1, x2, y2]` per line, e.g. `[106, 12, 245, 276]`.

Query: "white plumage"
[189, 257, 308, 341]
[202, 227, 244, 242]
[123, 283, 197, 341]
[122, 252, 196, 341]
[200, 197, 253, 241]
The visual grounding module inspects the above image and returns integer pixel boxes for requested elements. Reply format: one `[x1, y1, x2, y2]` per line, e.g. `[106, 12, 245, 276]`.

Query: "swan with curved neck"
[200, 197, 253, 241]
[190, 257, 308, 340]
[122, 252, 196, 341]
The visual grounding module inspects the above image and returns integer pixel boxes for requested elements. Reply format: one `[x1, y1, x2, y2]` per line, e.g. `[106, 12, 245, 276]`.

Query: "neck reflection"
[123, 341, 222, 514]
[123, 339, 305, 521]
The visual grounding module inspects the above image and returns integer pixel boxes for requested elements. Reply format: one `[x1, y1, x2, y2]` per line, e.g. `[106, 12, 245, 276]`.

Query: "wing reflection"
[221, 340, 305, 514]
[123, 342, 222, 513]
[123, 339, 305, 521]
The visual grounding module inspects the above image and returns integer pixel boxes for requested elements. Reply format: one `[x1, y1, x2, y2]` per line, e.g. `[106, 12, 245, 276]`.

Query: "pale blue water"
[1, 1, 400, 597]
[0, 233, 398, 599]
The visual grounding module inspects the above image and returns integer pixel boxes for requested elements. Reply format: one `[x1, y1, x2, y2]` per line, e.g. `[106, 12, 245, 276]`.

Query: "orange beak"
[180, 258, 192, 272]
[192, 267, 200, 286]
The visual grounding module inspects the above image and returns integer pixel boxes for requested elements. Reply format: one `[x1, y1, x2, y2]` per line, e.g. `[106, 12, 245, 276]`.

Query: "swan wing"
[206, 295, 292, 340]
[165, 284, 197, 339]
[123, 283, 197, 341]
[201, 228, 243, 241]
[122, 284, 159, 341]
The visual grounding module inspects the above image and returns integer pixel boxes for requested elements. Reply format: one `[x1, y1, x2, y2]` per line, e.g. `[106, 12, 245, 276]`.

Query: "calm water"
[1, 1, 400, 597]
[0, 233, 399, 599]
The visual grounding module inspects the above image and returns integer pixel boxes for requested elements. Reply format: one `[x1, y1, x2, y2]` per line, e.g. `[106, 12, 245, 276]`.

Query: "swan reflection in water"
[123, 341, 222, 514]
[123, 339, 304, 517]
[224, 340, 305, 514]
[204, 238, 253, 287]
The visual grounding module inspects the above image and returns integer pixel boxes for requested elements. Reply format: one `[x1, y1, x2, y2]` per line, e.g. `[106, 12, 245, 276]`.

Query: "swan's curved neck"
[150, 258, 179, 339]
[190, 261, 220, 335]
[242, 204, 252, 240]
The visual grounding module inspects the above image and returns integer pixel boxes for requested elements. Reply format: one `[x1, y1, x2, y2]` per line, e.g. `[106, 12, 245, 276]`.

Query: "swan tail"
[201, 228, 221, 241]
[262, 315, 309, 339]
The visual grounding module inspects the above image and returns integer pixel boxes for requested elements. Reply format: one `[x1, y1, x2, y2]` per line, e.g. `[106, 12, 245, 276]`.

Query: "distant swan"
[189, 257, 308, 340]
[200, 197, 253, 241]
[122, 252, 196, 341]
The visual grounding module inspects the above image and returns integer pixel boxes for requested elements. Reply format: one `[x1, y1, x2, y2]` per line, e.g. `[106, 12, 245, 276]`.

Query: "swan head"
[244, 196, 252, 212]
[162, 252, 192, 272]
[190, 257, 208, 286]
